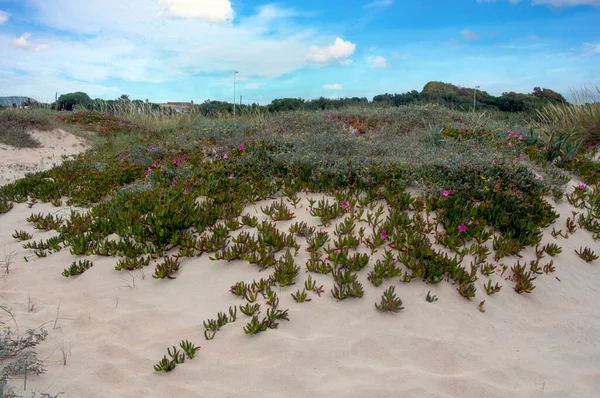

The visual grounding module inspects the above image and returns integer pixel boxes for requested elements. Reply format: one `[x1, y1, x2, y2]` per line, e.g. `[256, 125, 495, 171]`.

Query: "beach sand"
[1, 130, 600, 398]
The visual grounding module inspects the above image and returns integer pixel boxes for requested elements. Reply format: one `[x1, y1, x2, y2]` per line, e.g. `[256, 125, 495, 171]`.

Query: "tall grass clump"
[536, 85, 600, 149]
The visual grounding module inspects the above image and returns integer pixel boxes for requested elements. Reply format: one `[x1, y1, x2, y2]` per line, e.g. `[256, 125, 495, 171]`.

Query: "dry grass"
[536, 85, 600, 148]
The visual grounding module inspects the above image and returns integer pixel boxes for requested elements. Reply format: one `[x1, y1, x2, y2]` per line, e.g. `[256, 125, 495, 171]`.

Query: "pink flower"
[443, 190, 450, 197]
[174, 158, 179, 164]
[195, 178, 201, 184]
[238, 144, 245, 151]
[327, 114, 333, 119]
[492, 160, 496, 164]
[171, 181, 176, 187]
[517, 156, 522, 161]
[341, 201, 348, 208]
[151, 145, 156, 151]
[229, 174, 234, 179]
[183, 189, 188, 195]
[182, 154, 187, 160]
[508, 141, 512, 147]
[153, 161, 158, 167]
[508, 131, 514, 136]
[597, 155, 600, 160]
[517, 135, 522, 140]
[458, 224, 467, 232]
[144, 167, 151, 175]
[380, 231, 387, 239]
[579, 184, 586, 189]
[223, 153, 228, 159]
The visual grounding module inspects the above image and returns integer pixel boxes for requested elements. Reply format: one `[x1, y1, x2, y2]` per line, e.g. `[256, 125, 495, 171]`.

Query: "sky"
[0, 0, 599, 105]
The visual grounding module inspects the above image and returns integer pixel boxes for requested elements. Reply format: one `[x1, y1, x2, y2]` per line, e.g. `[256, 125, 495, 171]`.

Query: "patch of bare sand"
[0, 128, 92, 186]
[1, 190, 600, 397]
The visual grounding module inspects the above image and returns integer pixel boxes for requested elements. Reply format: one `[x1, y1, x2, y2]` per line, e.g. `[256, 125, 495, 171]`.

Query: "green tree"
[56, 92, 92, 111]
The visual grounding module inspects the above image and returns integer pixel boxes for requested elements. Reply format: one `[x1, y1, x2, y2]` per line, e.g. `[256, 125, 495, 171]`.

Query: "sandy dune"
[1, 131, 600, 398]
[0, 128, 91, 186]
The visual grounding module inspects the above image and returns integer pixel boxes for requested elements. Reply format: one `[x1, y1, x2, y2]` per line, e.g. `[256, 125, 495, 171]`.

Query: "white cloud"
[341, 59, 353, 65]
[0, 10, 9, 25]
[477, 0, 600, 7]
[391, 52, 412, 59]
[323, 83, 343, 90]
[364, 0, 394, 8]
[244, 83, 261, 89]
[583, 42, 600, 54]
[157, 0, 234, 22]
[11, 33, 48, 52]
[306, 37, 356, 64]
[366, 55, 388, 68]
[461, 29, 478, 40]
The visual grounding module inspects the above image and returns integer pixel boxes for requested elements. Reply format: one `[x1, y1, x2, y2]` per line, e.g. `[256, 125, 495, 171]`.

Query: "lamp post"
[473, 85, 480, 113]
[233, 71, 238, 118]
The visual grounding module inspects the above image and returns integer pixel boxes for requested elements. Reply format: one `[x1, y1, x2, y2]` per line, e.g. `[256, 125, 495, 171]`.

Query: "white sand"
[1, 132, 600, 397]
[0, 128, 91, 186]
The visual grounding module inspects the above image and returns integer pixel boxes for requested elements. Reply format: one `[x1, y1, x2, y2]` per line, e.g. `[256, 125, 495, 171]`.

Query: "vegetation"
[0, 82, 599, 385]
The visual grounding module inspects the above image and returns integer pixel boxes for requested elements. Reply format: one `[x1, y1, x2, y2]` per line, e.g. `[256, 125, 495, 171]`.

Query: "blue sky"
[0, 0, 598, 105]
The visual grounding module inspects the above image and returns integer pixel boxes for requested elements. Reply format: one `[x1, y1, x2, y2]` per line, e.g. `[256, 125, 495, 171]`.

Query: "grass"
[536, 85, 600, 148]
[1, 98, 599, 385]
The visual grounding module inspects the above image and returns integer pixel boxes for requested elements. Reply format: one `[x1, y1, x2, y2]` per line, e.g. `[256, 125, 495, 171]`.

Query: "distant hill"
[0, 96, 33, 107]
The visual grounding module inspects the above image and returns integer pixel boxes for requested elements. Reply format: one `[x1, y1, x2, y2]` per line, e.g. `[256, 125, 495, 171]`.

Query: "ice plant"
[380, 231, 387, 239]
[341, 201, 348, 208]
[229, 174, 235, 179]
[153, 161, 158, 167]
[171, 181, 176, 187]
[223, 153, 228, 159]
[579, 184, 586, 189]
[458, 224, 467, 232]
[327, 114, 333, 119]
[238, 144, 245, 151]
[442, 190, 449, 197]
[151, 145, 156, 151]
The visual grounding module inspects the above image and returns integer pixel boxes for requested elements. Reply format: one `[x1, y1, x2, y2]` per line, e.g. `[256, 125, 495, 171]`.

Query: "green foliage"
[375, 286, 404, 312]
[62, 259, 93, 277]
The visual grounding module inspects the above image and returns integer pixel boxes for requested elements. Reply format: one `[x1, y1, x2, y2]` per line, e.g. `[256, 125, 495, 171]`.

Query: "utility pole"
[233, 71, 238, 118]
[240, 95, 242, 106]
[473, 85, 480, 113]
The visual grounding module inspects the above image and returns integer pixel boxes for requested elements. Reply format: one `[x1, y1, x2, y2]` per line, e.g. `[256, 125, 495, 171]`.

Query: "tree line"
[47, 81, 569, 115]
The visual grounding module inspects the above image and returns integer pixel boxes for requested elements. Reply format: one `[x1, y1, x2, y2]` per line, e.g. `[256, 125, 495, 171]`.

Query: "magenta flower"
[238, 144, 245, 151]
[182, 154, 187, 160]
[597, 155, 600, 160]
[153, 161, 158, 167]
[195, 178, 201, 184]
[508, 141, 512, 147]
[223, 153, 228, 159]
[341, 201, 348, 208]
[458, 224, 467, 232]
[380, 231, 387, 239]
[171, 181, 176, 187]
[174, 158, 179, 164]
[229, 174, 235, 179]
[151, 145, 156, 151]
[579, 184, 586, 189]
[517, 135, 522, 140]
[442, 190, 449, 197]
[327, 114, 333, 119]
[492, 159, 497, 164]
[508, 131, 514, 136]
[183, 189, 188, 195]
[144, 167, 151, 175]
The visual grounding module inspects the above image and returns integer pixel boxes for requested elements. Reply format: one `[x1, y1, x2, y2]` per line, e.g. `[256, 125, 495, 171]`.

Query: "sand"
[1, 130, 600, 398]
[0, 128, 91, 186]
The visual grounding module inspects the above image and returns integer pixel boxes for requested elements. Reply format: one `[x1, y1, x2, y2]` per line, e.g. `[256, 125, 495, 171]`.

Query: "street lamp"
[473, 85, 480, 113]
[233, 71, 238, 118]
